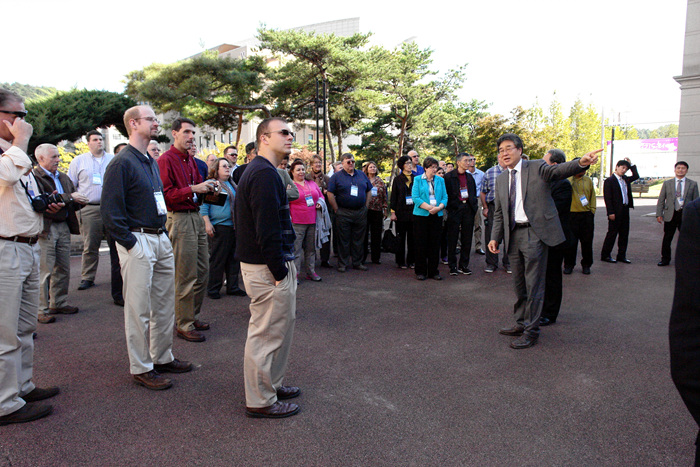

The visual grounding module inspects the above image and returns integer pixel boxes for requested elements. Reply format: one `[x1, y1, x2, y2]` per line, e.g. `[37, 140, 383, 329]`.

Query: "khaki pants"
[240, 261, 297, 408]
[39, 221, 72, 312]
[116, 232, 175, 375]
[0, 241, 39, 416]
[78, 204, 104, 282]
[166, 212, 209, 332]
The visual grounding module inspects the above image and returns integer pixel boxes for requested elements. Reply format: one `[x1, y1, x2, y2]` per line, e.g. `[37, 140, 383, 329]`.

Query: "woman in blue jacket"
[411, 156, 448, 280]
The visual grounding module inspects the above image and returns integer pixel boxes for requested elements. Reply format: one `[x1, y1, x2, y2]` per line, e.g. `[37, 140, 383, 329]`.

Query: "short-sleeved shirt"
[327, 169, 372, 209]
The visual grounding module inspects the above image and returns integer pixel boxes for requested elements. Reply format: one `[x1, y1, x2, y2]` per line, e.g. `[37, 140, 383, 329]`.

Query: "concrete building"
[675, 0, 700, 177]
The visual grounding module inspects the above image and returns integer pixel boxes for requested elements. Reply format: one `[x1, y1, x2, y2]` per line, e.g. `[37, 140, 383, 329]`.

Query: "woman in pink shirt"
[289, 159, 324, 282]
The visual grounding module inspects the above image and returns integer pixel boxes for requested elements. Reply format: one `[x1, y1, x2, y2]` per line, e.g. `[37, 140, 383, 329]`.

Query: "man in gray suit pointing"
[488, 133, 601, 349]
[656, 161, 699, 267]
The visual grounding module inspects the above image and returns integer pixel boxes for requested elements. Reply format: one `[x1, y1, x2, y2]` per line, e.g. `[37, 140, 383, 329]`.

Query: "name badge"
[460, 188, 469, 199]
[154, 191, 167, 216]
[92, 173, 102, 185]
[406, 196, 413, 205]
[429, 195, 437, 206]
[579, 195, 588, 206]
[371, 187, 378, 197]
[305, 194, 314, 207]
[350, 185, 358, 197]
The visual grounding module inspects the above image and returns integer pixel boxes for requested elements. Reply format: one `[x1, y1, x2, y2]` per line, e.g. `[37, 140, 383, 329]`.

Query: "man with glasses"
[102, 105, 193, 390]
[235, 117, 300, 418]
[488, 133, 600, 349]
[408, 150, 424, 176]
[222, 145, 238, 171]
[146, 141, 160, 160]
[465, 154, 486, 255]
[0, 90, 61, 425]
[326, 153, 373, 272]
[158, 118, 218, 343]
[68, 130, 118, 293]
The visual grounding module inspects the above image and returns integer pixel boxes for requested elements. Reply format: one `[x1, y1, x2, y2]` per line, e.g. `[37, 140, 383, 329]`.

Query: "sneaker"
[458, 267, 472, 275]
[441, 257, 448, 265]
[505, 267, 512, 274]
[484, 266, 496, 273]
[449, 268, 458, 276]
[306, 273, 322, 282]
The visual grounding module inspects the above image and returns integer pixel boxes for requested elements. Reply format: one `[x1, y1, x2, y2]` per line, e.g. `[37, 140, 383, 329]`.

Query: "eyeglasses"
[134, 116, 160, 124]
[498, 146, 518, 155]
[344, 160, 355, 164]
[0, 110, 28, 119]
[264, 129, 295, 139]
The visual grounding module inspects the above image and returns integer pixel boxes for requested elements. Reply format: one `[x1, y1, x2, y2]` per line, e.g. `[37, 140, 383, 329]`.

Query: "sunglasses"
[264, 129, 295, 138]
[0, 110, 28, 119]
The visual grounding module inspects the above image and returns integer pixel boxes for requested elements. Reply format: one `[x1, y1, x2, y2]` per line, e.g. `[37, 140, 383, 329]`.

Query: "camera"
[30, 192, 65, 213]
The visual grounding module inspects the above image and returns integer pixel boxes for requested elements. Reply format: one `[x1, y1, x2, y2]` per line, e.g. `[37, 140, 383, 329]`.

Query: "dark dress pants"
[208, 224, 243, 294]
[394, 219, 414, 267]
[601, 206, 630, 260]
[661, 209, 683, 262]
[364, 209, 384, 263]
[508, 226, 548, 338]
[565, 211, 595, 268]
[413, 214, 441, 277]
[336, 206, 367, 268]
[484, 201, 510, 269]
[447, 204, 475, 270]
[106, 232, 123, 302]
[542, 244, 565, 322]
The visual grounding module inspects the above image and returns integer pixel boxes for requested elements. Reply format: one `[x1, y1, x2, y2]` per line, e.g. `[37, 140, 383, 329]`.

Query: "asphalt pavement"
[0, 197, 694, 466]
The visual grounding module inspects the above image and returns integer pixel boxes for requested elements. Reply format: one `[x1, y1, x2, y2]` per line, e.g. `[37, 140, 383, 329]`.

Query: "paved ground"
[0, 197, 695, 466]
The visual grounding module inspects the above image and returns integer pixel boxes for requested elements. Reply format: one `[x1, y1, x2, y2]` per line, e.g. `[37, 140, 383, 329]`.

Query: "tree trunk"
[449, 133, 459, 157]
[235, 113, 243, 148]
[388, 114, 409, 188]
[324, 111, 335, 162]
[336, 123, 343, 158]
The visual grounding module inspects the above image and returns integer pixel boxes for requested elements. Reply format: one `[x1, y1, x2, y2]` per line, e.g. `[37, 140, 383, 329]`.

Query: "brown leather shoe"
[48, 305, 79, 314]
[0, 403, 53, 426]
[499, 325, 525, 336]
[133, 370, 172, 390]
[38, 313, 55, 324]
[23, 386, 59, 402]
[176, 329, 206, 342]
[510, 335, 538, 349]
[276, 386, 301, 400]
[154, 358, 193, 374]
[193, 320, 210, 331]
[246, 401, 300, 419]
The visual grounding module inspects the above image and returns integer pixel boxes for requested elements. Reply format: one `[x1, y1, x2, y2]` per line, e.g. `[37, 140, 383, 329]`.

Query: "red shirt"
[157, 145, 203, 212]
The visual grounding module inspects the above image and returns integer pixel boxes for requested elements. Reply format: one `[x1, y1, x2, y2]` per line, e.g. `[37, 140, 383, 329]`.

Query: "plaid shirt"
[480, 164, 505, 203]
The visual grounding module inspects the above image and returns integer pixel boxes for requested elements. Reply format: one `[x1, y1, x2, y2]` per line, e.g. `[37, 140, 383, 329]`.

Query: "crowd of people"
[1, 86, 698, 427]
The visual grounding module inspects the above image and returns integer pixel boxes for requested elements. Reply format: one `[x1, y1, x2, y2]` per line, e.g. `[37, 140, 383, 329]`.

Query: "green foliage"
[637, 124, 678, 139]
[1, 82, 57, 102]
[124, 52, 268, 134]
[26, 89, 135, 154]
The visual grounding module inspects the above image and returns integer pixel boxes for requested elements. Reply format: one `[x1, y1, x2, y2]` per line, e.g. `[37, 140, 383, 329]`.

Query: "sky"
[4, 0, 688, 130]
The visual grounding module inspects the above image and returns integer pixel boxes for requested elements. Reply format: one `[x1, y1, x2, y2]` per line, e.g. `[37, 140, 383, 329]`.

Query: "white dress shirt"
[509, 159, 528, 224]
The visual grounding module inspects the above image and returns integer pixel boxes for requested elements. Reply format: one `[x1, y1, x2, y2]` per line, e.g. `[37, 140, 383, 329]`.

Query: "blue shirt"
[41, 167, 64, 194]
[468, 168, 485, 192]
[481, 164, 505, 203]
[412, 165, 425, 177]
[327, 169, 372, 209]
[200, 181, 235, 226]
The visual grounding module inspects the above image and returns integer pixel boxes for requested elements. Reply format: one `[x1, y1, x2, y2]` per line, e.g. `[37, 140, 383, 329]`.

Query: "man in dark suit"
[444, 153, 478, 276]
[601, 158, 639, 263]
[540, 149, 572, 327]
[656, 161, 699, 266]
[488, 134, 601, 349]
[669, 197, 700, 465]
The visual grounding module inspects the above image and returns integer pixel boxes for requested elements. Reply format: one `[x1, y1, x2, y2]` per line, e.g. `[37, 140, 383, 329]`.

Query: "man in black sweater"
[235, 117, 300, 419]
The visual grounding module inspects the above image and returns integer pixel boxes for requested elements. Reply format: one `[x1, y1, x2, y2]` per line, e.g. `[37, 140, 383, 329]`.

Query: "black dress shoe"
[23, 386, 60, 402]
[77, 280, 94, 290]
[276, 386, 301, 400]
[499, 325, 524, 336]
[208, 292, 221, 300]
[320, 262, 333, 269]
[476, 248, 486, 255]
[539, 317, 555, 326]
[432, 275, 442, 281]
[510, 335, 538, 349]
[582, 266, 591, 275]
[617, 257, 631, 264]
[246, 401, 300, 419]
[563, 267, 573, 275]
[0, 403, 53, 426]
[657, 261, 670, 267]
[113, 297, 125, 307]
[227, 289, 247, 296]
[601, 257, 617, 264]
[416, 275, 426, 281]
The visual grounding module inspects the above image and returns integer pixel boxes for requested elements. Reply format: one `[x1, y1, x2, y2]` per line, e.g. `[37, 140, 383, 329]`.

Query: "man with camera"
[33, 144, 88, 324]
[0, 89, 61, 425]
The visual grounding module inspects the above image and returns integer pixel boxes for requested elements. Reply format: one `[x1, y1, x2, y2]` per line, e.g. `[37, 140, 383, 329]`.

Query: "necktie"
[509, 169, 517, 230]
[676, 179, 682, 210]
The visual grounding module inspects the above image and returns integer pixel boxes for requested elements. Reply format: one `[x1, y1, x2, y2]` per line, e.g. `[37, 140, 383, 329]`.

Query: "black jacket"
[603, 165, 640, 216]
[444, 169, 478, 213]
[33, 167, 82, 236]
[389, 172, 414, 222]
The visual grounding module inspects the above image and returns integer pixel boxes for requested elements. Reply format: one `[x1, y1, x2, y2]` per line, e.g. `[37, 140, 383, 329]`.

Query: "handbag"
[381, 221, 399, 254]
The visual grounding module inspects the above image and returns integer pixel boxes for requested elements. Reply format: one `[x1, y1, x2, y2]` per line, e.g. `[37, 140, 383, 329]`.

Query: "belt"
[172, 208, 199, 213]
[87, 203, 100, 206]
[130, 227, 165, 235]
[513, 222, 531, 229]
[0, 235, 39, 245]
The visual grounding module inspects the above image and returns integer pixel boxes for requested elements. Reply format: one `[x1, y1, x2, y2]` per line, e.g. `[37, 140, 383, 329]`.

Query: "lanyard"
[177, 155, 195, 185]
[139, 155, 161, 192]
